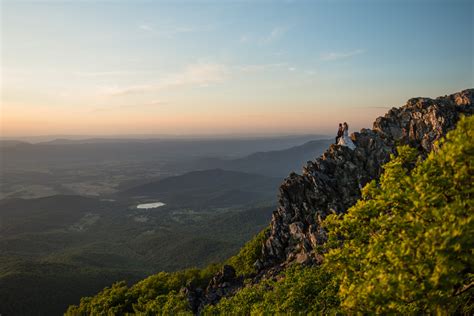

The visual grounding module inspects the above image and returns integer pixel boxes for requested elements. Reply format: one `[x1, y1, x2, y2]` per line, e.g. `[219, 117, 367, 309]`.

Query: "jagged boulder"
[204, 265, 242, 305]
[260, 89, 474, 269]
[182, 265, 244, 314]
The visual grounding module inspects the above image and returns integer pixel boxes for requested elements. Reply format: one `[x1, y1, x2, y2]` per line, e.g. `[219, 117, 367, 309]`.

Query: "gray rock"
[260, 89, 474, 269]
[183, 265, 244, 314]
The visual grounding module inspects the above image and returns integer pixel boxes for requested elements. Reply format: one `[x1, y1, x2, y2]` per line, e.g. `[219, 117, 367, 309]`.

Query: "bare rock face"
[183, 265, 244, 314]
[203, 265, 242, 306]
[260, 89, 474, 269]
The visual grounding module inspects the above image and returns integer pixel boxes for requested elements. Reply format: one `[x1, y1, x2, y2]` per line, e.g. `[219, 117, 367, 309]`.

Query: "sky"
[1, 0, 473, 138]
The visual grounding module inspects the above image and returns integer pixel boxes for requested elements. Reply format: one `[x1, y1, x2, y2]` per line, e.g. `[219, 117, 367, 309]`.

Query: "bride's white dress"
[338, 128, 356, 150]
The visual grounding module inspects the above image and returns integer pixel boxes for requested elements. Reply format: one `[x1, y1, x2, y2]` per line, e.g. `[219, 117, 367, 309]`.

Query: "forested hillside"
[67, 115, 473, 315]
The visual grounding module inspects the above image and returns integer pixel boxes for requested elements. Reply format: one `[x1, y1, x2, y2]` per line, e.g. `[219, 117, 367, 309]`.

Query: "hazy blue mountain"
[120, 169, 281, 208]
[193, 139, 332, 177]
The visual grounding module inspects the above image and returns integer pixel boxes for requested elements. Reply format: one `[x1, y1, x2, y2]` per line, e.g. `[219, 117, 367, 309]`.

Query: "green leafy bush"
[65, 225, 270, 314]
[65, 265, 220, 315]
[206, 264, 339, 315]
[226, 227, 269, 276]
[324, 115, 473, 314]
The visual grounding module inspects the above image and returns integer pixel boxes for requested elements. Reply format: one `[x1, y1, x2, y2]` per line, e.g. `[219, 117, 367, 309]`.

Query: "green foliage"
[0, 196, 273, 315]
[130, 291, 191, 316]
[64, 226, 272, 315]
[203, 265, 339, 314]
[66, 116, 473, 315]
[323, 115, 474, 314]
[66, 265, 220, 315]
[226, 227, 269, 276]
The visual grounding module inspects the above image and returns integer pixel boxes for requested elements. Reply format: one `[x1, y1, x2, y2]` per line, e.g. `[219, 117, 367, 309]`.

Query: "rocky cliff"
[184, 89, 474, 312]
[258, 89, 474, 271]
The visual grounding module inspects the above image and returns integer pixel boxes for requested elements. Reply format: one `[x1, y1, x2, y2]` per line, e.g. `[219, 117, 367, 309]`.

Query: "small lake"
[136, 202, 166, 209]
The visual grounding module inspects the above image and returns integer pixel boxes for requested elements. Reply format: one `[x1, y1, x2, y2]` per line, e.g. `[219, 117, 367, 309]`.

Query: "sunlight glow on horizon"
[1, 0, 472, 138]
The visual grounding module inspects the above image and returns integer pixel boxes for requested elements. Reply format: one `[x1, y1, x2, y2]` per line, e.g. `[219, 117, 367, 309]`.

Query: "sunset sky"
[1, 0, 472, 138]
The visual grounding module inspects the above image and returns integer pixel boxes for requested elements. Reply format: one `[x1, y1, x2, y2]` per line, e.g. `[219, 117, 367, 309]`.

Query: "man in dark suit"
[335, 123, 343, 144]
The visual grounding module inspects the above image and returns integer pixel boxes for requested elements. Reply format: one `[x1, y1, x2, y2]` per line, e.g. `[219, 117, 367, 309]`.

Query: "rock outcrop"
[183, 265, 244, 314]
[182, 89, 474, 313]
[259, 89, 474, 269]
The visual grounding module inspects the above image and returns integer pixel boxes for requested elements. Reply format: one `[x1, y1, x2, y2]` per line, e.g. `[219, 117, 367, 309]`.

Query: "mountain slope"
[0, 193, 274, 315]
[193, 139, 332, 177]
[120, 169, 281, 208]
[66, 113, 474, 315]
[0, 195, 111, 237]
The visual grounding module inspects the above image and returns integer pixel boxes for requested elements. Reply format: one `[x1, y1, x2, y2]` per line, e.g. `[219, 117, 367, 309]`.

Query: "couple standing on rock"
[335, 122, 356, 149]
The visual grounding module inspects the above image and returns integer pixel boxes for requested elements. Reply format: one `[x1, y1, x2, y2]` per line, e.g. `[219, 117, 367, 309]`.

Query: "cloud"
[239, 35, 250, 43]
[73, 71, 138, 77]
[102, 63, 228, 96]
[239, 26, 288, 45]
[236, 63, 288, 73]
[92, 100, 168, 112]
[261, 26, 288, 44]
[102, 84, 154, 96]
[320, 49, 366, 61]
[169, 62, 227, 86]
[138, 24, 153, 32]
[137, 22, 198, 38]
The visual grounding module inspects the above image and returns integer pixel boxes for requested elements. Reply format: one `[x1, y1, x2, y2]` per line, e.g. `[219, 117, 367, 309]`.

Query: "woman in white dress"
[337, 122, 356, 150]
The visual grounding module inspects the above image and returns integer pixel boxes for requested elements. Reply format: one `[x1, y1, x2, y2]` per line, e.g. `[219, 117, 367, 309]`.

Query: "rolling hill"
[120, 169, 281, 208]
[192, 139, 332, 177]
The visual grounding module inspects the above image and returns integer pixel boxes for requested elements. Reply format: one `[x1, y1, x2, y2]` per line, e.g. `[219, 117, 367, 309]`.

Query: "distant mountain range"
[0, 134, 329, 146]
[120, 169, 281, 208]
[192, 139, 332, 177]
[0, 135, 331, 170]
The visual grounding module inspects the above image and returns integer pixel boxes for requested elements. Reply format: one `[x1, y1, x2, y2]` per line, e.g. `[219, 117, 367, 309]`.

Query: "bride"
[337, 122, 356, 150]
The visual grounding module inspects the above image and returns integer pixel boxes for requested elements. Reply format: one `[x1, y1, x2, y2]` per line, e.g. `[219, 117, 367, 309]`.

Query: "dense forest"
[66, 116, 473, 314]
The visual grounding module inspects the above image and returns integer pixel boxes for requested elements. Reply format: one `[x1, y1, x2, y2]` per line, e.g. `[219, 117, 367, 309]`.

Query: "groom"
[335, 123, 343, 144]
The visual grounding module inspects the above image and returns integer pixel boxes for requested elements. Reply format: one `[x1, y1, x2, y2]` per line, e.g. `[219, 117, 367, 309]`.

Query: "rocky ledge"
[258, 89, 474, 269]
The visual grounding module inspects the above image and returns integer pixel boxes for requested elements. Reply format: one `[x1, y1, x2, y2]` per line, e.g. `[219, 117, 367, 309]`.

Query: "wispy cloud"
[320, 49, 366, 61]
[239, 35, 250, 43]
[239, 26, 289, 45]
[102, 63, 228, 96]
[102, 85, 152, 97]
[92, 100, 168, 112]
[138, 24, 153, 32]
[73, 71, 139, 77]
[236, 63, 288, 73]
[137, 22, 197, 38]
[261, 26, 288, 44]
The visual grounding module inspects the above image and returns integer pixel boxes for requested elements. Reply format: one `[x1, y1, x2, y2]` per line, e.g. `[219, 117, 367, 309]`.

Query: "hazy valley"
[0, 136, 331, 315]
